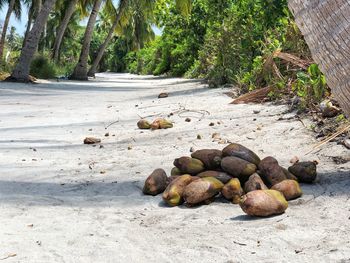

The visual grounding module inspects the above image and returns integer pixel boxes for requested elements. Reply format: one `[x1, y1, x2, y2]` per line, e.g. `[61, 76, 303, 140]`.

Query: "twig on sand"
[172, 106, 210, 120]
[0, 254, 17, 260]
[232, 241, 247, 246]
[105, 119, 120, 129]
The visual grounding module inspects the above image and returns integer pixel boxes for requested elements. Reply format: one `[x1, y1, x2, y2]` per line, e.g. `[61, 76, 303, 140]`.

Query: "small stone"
[197, 134, 202, 139]
[344, 139, 350, 149]
[100, 170, 106, 174]
[190, 147, 195, 152]
[253, 110, 260, 114]
[209, 122, 215, 126]
[158, 92, 169, 98]
[105, 132, 109, 137]
[185, 118, 191, 122]
[128, 146, 132, 150]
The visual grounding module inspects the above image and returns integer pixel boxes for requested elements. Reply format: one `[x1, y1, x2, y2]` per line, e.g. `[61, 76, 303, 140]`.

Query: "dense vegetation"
[0, 0, 329, 107]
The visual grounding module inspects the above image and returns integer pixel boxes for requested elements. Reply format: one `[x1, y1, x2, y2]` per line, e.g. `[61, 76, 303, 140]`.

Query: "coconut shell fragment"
[222, 143, 261, 166]
[162, 175, 197, 206]
[239, 190, 288, 217]
[174, 157, 205, 175]
[191, 149, 222, 170]
[143, 169, 168, 196]
[258, 157, 287, 186]
[222, 178, 244, 204]
[84, 137, 101, 144]
[271, 180, 302, 200]
[221, 156, 257, 182]
[183, 177, 224, 205]
[288, 161, 317, 183]
[197, 171, 232, 184]
[244, 173, 268, 193]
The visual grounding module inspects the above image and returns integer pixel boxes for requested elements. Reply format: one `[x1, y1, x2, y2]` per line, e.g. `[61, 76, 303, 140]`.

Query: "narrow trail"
[0, 73, 349, 262]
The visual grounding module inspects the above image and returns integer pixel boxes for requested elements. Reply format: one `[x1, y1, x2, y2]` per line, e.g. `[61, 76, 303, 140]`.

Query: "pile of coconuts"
[143, 143, 318, 217]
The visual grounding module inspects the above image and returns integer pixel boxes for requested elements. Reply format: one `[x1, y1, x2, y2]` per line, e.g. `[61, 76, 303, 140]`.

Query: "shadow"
[0, 180, 152, 207]
[230, 214, 283, 221]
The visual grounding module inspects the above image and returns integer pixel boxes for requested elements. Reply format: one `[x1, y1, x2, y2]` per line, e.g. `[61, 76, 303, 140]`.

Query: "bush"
[30, 56, 57, 79]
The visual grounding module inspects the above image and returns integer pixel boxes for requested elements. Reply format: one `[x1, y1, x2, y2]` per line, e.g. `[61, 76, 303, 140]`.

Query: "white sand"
[0, 73, 349, 262]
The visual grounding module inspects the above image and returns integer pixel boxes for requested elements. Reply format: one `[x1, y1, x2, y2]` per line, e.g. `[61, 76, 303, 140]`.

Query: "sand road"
[0, 73, 349, 262]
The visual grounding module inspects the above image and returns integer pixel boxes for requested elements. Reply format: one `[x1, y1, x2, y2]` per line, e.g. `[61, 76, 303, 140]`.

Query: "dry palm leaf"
[231, 87, 272, 104]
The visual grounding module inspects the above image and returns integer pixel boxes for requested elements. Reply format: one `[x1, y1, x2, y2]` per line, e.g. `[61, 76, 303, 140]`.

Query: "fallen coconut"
[222, 143, 261, 166]
[258, 157, 287, 186]
[221, 156, 257, 182]
[162, 175, 197, 206]
[244, 173, 268, 193]
[143, 169, 168, 196]
[271, 180, 302, 200]
[183, 177, 224, 206]
[171, 167, 183, 176]
[281, 167, 298, 181]
[174, 157, 205, 175]
[137, 119, 151, 129]
[239, 190, 288, 217]
[191, 149, 222, 170]
[197, 170, 232, 184]
[288, 161, 317, 183]
[151, 118, 173, 130]
[222, 178, 244, 204]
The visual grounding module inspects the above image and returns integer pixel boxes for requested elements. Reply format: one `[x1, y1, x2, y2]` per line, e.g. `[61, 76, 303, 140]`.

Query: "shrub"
[30, 56, 57, 79]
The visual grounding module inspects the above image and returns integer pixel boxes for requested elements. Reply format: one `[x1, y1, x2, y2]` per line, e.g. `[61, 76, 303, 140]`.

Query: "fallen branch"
[231, 87, 272, 104]
[274, 51, 312, 70]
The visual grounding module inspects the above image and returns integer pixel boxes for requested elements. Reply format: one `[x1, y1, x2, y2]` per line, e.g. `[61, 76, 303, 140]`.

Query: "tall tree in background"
[87, 0, 128, 77]
[288, 0, 350, 117]
[7, 0, 57, 82]
[52, 0, 79, 62]
[0, 0, 22, 59]
[70, 0, 103, 80]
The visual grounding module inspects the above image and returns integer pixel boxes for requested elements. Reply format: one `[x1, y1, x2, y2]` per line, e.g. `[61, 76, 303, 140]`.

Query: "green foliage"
[30, 56, 57, 79]
[292, 64, 328, 107]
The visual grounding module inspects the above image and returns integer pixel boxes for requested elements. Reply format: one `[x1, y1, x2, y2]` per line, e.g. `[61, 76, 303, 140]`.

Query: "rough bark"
[288, 0, 350, 117]
[7, 0, 57, 82]
[52, 0, 78, 62]
[70, 0, 103, 81]
[0, 0, 16, 59]
[88, 0, 127, 77]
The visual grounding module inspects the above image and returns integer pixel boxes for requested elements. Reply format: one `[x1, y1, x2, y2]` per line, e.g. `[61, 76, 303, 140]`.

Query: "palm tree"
[87, 0, 128, 77]
[0, 0, 22, 59]
[7, 0, 57, 82]
[51, 0, 79, 62]
[69, 0, 103, 80]
[23, 0, 42, 45]
[288, 0, 350, 117]
[88, 0, 190, 77]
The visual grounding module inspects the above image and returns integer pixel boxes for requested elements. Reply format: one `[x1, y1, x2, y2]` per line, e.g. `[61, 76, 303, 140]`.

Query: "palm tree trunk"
[0, 0, 16, 59]
[52, 0, 78, 62]
[88, 0, 127, 77]
[7, 0, 57, 82]
[288, 0, 350, 117]
[23, 12, 34, 46]
[70, 0, 103, 80]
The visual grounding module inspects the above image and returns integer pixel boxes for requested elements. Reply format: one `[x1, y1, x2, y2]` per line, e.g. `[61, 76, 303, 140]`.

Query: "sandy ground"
[0, 73, 349, 263]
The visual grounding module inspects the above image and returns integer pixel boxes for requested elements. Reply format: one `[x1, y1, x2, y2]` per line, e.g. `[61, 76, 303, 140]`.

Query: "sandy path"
[0, 73, 349, 263]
